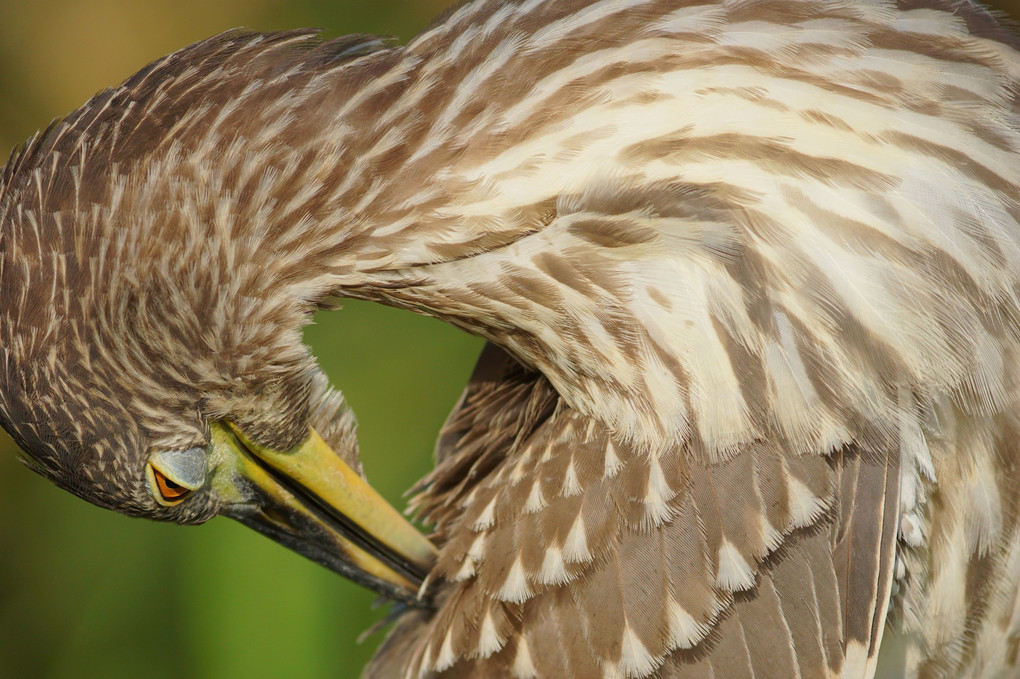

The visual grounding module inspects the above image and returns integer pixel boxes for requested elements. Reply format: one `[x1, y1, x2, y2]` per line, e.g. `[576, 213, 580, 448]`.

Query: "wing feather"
[374, 345, 901, 678]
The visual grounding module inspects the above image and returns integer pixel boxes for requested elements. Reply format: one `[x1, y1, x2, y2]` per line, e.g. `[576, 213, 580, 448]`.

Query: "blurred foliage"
[4, 0, 1020, 678]
[0, 1, 476, 678]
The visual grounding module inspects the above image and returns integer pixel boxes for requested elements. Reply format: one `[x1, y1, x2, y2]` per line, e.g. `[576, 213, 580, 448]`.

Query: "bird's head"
[0, 31, 436, 605]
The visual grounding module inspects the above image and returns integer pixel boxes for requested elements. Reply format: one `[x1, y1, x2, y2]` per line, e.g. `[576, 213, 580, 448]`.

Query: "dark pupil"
[163, 476, 183, 491]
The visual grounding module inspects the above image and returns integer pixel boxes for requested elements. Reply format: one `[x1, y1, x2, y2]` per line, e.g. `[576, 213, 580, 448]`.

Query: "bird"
[3, 0, 1020, 676]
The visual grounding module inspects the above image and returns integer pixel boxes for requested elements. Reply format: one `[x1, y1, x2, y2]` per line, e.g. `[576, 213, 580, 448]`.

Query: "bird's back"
[340, 0, 1020, 677]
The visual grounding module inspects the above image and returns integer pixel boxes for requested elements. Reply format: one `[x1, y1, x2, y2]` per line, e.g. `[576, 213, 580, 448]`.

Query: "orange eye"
[147, 464, 194, 506]
[152, 468, 191, 501]
[146, 448, 205, 507]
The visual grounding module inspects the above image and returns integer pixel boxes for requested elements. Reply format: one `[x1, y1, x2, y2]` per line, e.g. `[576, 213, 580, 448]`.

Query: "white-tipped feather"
[496, 558, 533, 603]
[511, 636, 539, 679]
[715, 538, 757, 592]
[562, 513, 590, 563]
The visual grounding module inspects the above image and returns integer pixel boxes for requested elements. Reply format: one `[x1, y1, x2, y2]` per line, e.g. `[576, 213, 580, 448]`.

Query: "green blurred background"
[0, 1, 480, 678]
[3, 1, 1020, 678]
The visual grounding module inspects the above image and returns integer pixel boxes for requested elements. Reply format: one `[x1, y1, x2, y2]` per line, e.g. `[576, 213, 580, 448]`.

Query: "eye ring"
[146, 464, 193, 506]
[145, 447, 207, 508]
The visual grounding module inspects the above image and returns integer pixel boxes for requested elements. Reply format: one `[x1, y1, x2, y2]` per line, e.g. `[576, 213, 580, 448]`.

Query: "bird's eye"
[146, 447, 207, 507]
[150, 467, 191, 504]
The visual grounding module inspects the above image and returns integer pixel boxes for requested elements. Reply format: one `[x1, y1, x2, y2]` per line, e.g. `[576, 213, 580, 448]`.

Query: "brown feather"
[3, 1, 1020, 677]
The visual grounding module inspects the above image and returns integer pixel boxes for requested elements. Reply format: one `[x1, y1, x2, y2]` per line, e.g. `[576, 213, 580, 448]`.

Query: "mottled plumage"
[3, 0, 1020, 677]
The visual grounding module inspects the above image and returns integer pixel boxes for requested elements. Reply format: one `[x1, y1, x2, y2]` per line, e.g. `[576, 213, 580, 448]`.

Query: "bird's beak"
[208, 421, 437, 606]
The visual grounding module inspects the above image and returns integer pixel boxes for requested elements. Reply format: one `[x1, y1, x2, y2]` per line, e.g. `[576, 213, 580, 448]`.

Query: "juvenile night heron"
[3, 0, 1020, 676]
